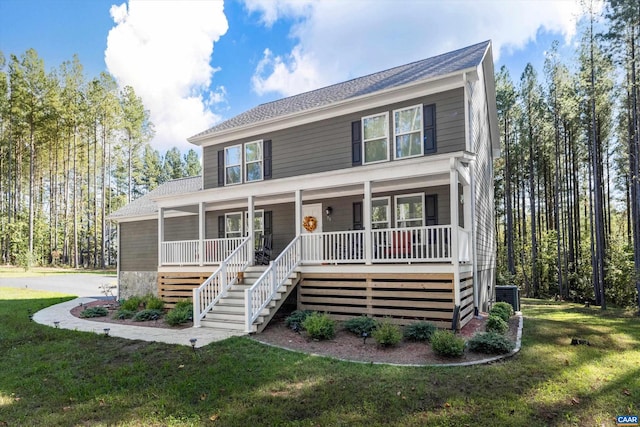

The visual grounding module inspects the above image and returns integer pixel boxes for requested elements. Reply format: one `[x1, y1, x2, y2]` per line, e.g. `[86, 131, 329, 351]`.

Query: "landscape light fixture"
[53, 321, 60, 329]
[362, 331, 368, 345]
[103, 328, 110, 337]
[190, 338, 197, 350]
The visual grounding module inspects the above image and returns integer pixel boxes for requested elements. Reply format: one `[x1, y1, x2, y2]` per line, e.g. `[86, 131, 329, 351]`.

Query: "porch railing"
[193, 236, 252, 328]
[245, 235, 301, 332]
[298, 225, 463, 264]
[161, 238, 244, 265]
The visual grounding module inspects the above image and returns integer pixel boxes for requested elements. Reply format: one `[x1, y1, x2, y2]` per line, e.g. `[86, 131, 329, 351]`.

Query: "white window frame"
[362, 112, 389, 165]
[224, 144, 242, 186]
[245, 140, 264, 182]
[395, 193, 425, 228]
[245, 209, 265, 239]
[393, 104, 423, 160]
[371, 197, 390, 229]
[225, 212, 244, 238]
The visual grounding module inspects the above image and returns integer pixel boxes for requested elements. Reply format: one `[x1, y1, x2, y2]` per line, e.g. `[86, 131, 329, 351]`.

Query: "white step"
[200, 318, 252, 332]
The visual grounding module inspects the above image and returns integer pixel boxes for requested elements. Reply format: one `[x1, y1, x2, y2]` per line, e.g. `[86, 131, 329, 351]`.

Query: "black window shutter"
[351, 120, 362, 166]
[218, 215, 225, 238]
[263, 139, 272, 179]
[423, 104, 436, 154]
[425, 195, 438, 225]
[352, 202, 363, 229]
[264, 211, 273, 236]
[217, 150, 225, 186]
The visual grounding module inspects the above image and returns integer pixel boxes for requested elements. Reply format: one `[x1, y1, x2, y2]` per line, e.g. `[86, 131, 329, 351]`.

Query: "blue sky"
[0, 0, 588, 153]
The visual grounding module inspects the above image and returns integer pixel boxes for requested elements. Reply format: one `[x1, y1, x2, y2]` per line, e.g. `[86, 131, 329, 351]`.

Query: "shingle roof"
[108, 176, 201, 220]
[189, 40, 490, 140]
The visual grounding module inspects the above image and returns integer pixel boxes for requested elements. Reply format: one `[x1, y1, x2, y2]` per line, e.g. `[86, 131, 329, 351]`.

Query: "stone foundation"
[118, 271, 158, 300]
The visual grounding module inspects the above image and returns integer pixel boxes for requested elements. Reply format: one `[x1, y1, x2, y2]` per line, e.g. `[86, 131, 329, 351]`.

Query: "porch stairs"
[200, 265, 301, 333]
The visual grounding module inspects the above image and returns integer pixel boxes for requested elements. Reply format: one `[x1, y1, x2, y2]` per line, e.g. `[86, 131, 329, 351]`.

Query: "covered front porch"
[155, 152, 475, 270]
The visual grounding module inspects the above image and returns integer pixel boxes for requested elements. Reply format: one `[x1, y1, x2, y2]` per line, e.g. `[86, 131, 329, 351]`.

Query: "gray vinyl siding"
[120, 220, 158, 271]
[203, 88, 465, 189]
[164, 215, 198, 241]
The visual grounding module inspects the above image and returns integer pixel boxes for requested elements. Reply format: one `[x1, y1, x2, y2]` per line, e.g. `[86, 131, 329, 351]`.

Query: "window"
[245, 141, 263, 182]
[245, 210, 265, 246]
[225, 145, 242, 185]
[225, 212, 243, 238]
[227, 210, 264, 241]
[395, 194, 424, 228]
[371, 197, 390, 229]
[394, 105, 423, 159]
[362, 112, 389, 164]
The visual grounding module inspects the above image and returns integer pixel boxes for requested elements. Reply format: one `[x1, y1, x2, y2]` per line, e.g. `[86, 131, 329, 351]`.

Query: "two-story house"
[109, 40, 499, 333]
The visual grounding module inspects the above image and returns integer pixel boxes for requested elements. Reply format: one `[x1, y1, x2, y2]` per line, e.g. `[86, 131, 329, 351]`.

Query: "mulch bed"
[70, 299, 192, 329]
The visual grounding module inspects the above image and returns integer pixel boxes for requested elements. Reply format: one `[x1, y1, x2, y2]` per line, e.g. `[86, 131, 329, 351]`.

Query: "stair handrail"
[193, 236, 252, 327]
[245, 235, 301, 332]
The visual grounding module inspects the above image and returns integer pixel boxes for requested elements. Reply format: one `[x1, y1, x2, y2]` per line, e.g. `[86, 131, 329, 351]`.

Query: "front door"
[302, 203, 323, 261]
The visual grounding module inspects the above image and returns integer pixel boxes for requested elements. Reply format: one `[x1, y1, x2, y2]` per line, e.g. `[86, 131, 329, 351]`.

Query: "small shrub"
[343, 316, 379, 336]
[404, 321, 437, 342]
[113, 309, 136, 320]
[301, 312, 335, 340]
[133, 309, 164, 322]
[80, 306, 108, 318]
[431, 330, 465, 357]
[166, 300, 193, 326]
[486, 315, 509, 334]
[492, 301, 514, 316]
[489, 305, 511, 322]
[285, 310, 313, 330]
[467, 332, 515, 354]
[372, 320, 402, 347]
[144, 295, 165, 310]
[120, 296, 143, 312]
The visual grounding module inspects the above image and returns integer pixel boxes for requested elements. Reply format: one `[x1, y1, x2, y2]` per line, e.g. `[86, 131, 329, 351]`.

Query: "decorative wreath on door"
[303, 216, 318, 232]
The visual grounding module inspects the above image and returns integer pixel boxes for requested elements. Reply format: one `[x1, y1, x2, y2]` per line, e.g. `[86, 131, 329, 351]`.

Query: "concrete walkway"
[33, 297, 245, 348]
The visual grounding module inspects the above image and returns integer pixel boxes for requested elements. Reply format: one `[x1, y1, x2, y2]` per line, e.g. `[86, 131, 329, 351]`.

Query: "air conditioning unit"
[495, 285, 520, 311]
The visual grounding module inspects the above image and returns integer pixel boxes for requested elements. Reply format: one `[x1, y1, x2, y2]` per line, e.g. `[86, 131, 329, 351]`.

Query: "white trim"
[394, 193, 425, 228]
[362, 111, 390, 165]
[393, 104, 423, 160]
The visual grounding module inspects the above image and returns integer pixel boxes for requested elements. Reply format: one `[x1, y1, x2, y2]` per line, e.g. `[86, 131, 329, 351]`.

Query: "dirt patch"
[70, 299, 192, 329]
[252, 314, 520, 365]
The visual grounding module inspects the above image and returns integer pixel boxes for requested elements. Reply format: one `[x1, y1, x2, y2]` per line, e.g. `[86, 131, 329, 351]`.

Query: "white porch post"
[248, 195, 255, 266]
[198, 202, 205, 266]
[450, 160, 460, 306]
[157, 207, 164, 267]
[364, 181, 372, 265]
[295, 190, 302, 237]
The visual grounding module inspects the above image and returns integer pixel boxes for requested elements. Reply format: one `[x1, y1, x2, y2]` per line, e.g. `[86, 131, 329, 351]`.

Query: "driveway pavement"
[0, 273, 116, 297]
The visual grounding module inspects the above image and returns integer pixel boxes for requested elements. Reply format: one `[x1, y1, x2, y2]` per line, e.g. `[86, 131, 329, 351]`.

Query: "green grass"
[0, 292, 638, 426]
[0, 266, 116, 278]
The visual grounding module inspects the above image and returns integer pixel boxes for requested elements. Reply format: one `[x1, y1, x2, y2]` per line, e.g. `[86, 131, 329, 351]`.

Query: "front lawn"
[0, 291, 638, 426]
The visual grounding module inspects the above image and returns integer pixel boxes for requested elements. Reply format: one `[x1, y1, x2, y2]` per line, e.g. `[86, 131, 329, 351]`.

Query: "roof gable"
[189, 41, 490, 141]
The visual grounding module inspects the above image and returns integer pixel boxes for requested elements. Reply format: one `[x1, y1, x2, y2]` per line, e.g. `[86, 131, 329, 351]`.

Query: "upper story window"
[225, 145, 242, 185]
[222, 140, 265, 186]
[362, 112, 389, 164]
[245, 141, 263, 182]
[394, 105, 423, 159]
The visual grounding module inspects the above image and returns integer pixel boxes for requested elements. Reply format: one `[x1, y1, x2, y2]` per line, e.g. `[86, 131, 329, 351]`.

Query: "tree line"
[495, 0, 640, 310]
[0, 49, 201, 269]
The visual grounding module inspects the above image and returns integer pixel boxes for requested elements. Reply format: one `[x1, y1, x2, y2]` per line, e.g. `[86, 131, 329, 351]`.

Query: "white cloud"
[105, 0, 228, 152]
[247, 0, 586, 97]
